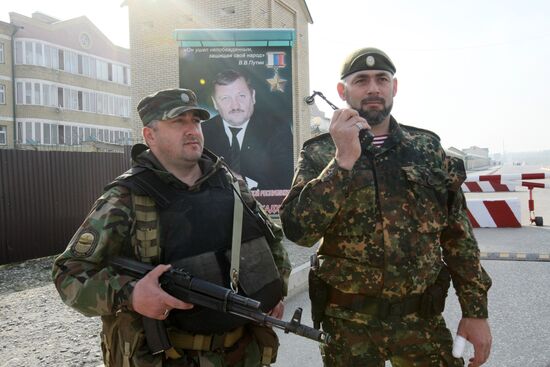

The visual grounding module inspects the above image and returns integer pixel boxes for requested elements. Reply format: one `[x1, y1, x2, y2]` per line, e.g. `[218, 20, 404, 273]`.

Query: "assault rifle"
[110, 256, 331, 354]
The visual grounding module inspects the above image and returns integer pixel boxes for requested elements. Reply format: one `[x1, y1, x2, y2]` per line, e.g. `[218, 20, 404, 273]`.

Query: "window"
[108, 63, 113, 81]
[58, 125, 65, 144]
[43, 123, 51, 145]
[64, 51, 71, 73]
[64, 88, 70, 109]
[70, 89, 78, 110]
[82, 55, 90, 76]
[25, 122, 32, 143]
[97, 60, 108, 80]
[58, 49, 64, 70]
[108, 95, 114, 115]
[64, 125, 71, 145]
[34, 122, 42, 144]
[42, 84, 50, 106]
[35, 43, 43, 66]
[97, 92, 103, 113]
[0, 43, 4, 64]
[0, 126, 6, 145]
[50, 85, 58, 107]
[25, 82, 32, 104]
[90, 92, 96, 112]
[0, 84, 5, 104]
[51, 47, 59, 69]
[78, 54, 83, 74]
[24, 41, 33, 64]
[72, 126, 78, 144]
[44, 45, 52, 68]
[78, 91, 83, 110]
[15, 41, 23, 64]
[16, 82, 23, 104]
[17, 122, 23, 144]
[89, 58, 97, 78]
[51, 124, 58, 144]
[34, 83, 41, 105]
[57, 87, 64, 107]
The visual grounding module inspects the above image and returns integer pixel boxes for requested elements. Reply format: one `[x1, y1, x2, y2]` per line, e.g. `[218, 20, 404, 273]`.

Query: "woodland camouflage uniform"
[280, 118, 491, 366]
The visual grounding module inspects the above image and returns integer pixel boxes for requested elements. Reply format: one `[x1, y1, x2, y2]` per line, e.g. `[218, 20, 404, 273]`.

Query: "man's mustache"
[229, 109, 245, 113]
[184, 136, 202, 144]
[361, 97, 386, 105]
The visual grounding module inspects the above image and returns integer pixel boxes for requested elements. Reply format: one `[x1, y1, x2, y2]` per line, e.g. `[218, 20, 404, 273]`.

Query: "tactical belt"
[328, 288, 428, 319]
[167, 326, 244, 352]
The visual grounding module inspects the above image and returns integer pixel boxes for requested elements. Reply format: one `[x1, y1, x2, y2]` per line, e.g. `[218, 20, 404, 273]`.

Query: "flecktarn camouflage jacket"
[280, 117, 491, 321]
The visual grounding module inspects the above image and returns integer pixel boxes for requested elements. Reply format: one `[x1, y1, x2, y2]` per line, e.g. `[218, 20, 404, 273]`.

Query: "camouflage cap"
[340, 47, 396, 79]
[137, 88, 210, 126]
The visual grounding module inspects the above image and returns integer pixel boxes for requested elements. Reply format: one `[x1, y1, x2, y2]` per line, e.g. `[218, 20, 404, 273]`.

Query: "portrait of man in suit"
[202, 69, 294, 190]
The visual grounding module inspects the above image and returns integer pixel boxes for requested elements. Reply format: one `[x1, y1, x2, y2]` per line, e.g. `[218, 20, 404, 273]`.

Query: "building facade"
[0, 12, 132, 151]
[125, 0, 312, 160]
[0, 21, 16, 148]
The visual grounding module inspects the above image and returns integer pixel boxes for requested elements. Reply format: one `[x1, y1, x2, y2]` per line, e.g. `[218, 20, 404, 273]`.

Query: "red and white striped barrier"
[466, 172, 550, 183]
[462, 181, 550, 192]
[463, 181, 518, 193]
[466, 198, 521, 228]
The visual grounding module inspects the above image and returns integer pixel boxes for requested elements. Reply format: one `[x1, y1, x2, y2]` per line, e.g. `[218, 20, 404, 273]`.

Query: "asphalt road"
[274, 164, 550, 367]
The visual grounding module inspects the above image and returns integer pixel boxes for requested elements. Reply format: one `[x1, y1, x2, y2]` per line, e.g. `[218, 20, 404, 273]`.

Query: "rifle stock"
[110, 256, 331, 354]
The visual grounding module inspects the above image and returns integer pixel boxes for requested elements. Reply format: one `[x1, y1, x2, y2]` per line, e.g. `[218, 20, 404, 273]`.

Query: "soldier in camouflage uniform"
[280, 48, 492, 367]
[53, 88, 291, 367]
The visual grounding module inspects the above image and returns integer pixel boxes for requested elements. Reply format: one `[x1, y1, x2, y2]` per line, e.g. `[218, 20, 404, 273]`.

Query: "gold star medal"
[267, 72, 287, 92]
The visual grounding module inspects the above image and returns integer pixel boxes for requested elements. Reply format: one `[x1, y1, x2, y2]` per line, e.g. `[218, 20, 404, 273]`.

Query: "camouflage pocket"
[247, 324, 279, 365]
[101, 312, 161, 367]
[402, 165, 449, 233]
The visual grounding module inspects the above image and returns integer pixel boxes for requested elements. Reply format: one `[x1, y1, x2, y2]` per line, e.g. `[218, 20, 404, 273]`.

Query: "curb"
[480, 251, 550, 262]
[286, 261, 310, 299]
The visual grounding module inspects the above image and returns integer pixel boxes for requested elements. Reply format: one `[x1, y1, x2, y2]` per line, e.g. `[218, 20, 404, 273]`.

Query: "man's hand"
[457, 317, 492, 367]
[329, 108, 370, 170]
[131, 264, 193, 320]
[268, 300, 285, 320]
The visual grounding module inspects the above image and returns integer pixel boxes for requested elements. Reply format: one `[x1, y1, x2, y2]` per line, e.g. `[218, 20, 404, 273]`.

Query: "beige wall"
[127, 0, 311, 162]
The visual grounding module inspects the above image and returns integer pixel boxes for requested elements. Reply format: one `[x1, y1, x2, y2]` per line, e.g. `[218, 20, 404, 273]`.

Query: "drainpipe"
[10, 25, 23, 147]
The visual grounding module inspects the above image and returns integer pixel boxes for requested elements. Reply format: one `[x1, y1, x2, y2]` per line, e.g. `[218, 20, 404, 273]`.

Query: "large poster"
[179, 45, 293, 214]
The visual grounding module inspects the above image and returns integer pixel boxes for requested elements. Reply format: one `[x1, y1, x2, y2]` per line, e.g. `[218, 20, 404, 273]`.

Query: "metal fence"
[0, 147, 132, 264]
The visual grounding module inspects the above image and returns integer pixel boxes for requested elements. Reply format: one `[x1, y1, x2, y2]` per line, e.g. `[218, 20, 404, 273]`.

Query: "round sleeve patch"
[70, 228, 99, 257]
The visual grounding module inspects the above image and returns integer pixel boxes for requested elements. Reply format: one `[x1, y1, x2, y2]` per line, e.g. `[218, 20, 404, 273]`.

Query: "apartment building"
[0, 12, 132, 150]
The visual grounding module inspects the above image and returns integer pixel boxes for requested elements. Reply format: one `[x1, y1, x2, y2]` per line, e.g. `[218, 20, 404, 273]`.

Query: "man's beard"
[354, 97, 393, 126]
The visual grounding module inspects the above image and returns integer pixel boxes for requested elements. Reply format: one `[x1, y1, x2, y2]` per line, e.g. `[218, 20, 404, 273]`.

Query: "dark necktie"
[229, 127, 242, 173]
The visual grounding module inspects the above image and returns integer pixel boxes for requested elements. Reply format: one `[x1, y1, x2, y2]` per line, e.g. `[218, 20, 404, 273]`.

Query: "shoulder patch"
[400, 124, 440, 141]
[302, 132, 332, 149]
[70, 228, 100, 258]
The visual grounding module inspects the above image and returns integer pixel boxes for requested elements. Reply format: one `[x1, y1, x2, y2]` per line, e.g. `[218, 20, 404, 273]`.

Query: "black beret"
[340, 47, 396, 79]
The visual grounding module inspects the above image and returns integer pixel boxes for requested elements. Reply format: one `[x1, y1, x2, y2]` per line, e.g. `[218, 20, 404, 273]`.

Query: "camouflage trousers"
[320, 314, 464, 367]
[164, 337, 264, 367]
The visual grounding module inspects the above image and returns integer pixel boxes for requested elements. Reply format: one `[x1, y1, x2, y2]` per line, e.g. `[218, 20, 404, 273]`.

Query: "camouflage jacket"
[52, 146, 290, 318]
[280, 118, 491, 319]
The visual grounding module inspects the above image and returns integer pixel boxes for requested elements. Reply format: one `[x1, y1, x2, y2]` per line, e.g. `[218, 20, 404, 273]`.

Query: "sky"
[2, 0, 550, 154]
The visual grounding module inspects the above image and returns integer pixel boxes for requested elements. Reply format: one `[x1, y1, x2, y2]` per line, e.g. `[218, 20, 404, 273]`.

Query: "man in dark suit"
[202, 69, 293, 190]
